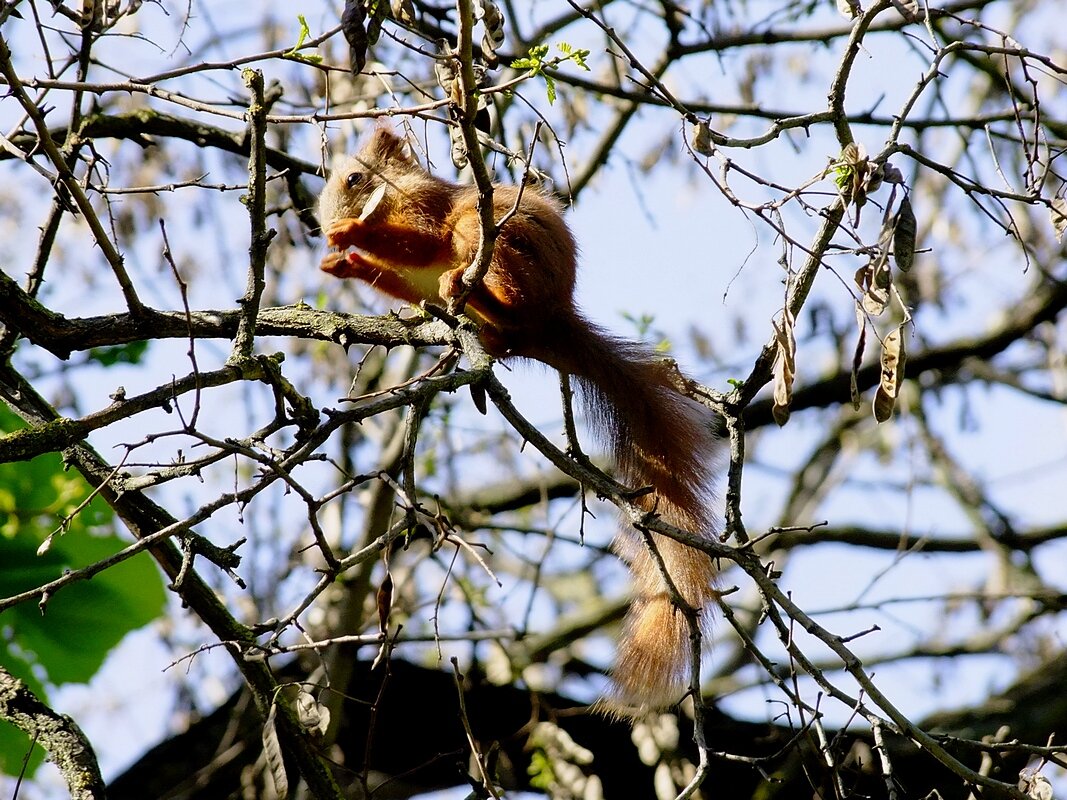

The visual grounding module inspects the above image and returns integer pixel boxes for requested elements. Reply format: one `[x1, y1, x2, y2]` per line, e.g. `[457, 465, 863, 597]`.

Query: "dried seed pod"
[873, 325, 906, 423]
[894, 195, 917, 272]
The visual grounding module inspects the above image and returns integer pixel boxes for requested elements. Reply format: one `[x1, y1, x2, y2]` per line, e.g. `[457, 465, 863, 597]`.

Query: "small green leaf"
[511, 43, 549, 72]
[527, 749, 555, 790]
[284, 15, 324, 63]
[512, 42, 590, 105]
[556, 41, 590, 70]
[285, 14, 311, 56]
[620, 311, 655, 338]
[544, 73, 556, 104]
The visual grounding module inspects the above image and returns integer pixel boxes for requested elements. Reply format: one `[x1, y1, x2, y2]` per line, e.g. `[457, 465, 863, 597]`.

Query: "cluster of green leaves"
[511, 42, 591, 105]
[0, 404, 167, 777]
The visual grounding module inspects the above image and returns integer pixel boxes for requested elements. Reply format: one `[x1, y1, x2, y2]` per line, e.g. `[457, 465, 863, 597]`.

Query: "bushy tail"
[528, 312, 722, 713]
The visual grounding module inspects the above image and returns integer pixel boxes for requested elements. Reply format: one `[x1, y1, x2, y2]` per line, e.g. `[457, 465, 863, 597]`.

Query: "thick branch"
[0, 668, 105, 800]
[0, 268, 452, 358]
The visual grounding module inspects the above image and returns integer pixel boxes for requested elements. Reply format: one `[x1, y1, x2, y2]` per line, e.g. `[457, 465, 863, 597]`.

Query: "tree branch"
[0, 667, 105, 800]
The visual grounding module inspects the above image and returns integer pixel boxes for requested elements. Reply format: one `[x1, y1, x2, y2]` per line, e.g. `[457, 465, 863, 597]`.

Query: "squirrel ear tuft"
[369, 127, 414, 165]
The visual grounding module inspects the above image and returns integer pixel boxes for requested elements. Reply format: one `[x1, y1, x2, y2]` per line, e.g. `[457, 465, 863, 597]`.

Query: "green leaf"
[527, 749, 554, 790]
[620, 311, 655, 338]
[556, 41, 590, 71]
[512, 42, 589, 105]
[0, 398, 167, 688]
[86, 340, 149, 367]
[527, 43, 549, 61]
[544, 73, 556, 104]
[511, 43, 549, 73]
[1, 528, 167, 685]
[285, 14, 325, 63]
[287, 14, 312, 54]
[0, 402, 168, 778]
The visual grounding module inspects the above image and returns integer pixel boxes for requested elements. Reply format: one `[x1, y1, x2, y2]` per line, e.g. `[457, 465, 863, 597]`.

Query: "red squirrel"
[317, 128, 720, 713]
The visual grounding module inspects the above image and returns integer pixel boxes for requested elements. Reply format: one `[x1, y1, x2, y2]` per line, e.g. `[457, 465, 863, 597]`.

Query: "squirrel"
[317, 128, 721, 713]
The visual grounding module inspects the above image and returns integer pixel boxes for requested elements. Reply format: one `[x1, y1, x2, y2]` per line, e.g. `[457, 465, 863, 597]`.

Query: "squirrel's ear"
[371, 128, 415, 165]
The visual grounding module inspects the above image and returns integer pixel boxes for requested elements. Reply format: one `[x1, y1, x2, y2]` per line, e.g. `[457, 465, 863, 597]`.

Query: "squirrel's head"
[317, 129, 419, 230]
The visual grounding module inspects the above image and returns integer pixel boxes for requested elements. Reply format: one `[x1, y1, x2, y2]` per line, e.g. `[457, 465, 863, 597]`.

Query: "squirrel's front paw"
[321, 250, 377, 279]
[325, 218, 365, 250]
[319, 251, 351, 277]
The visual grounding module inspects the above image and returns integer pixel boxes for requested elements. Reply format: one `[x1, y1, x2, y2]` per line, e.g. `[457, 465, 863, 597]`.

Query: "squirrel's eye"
[345, 171, 363, 190]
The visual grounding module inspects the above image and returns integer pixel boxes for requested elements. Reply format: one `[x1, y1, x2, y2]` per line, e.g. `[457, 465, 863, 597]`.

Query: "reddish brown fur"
[318, 129, 720, 713]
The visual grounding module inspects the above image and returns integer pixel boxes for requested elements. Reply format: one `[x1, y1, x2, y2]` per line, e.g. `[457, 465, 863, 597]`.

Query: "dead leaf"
[449, 124, 468, 169]
[470, 382, 488, 414]
[881, 162, 904, 186]
[693, 120, 714, 156]
[836, 0, 862, 18]
[391, 0, 415, 24]
[434, 47, 457, 94]
[890, 0, 920, 21]
[376, 571, 393, 634]
[475, 0, 506, 64]
[295, 690, 331, 739]
[861, 249, 891, 316]
[864, 162, 884, 195]
[1019, 766, 1054, 800]
[1051, 197, 1067, 243]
